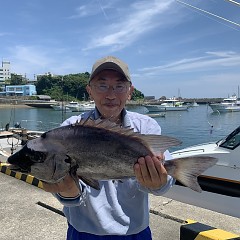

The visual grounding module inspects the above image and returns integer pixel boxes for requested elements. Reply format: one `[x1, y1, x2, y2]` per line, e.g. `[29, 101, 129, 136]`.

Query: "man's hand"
[134, 155, 167, 190]
[42, 174, 80, 198]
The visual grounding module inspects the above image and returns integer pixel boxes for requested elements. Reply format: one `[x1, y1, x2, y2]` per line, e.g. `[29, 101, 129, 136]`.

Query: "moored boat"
[65, 101, 81, 111]
[77, 101, 95, 112]
[143, 98, 188, 112]
[188, 100, 199, 107]
[50, 104, 71, 112]
[145, 113, 166, 118]
[164, 126, 240, 218]
[66, 101, 95, 112]
[25, 100, 58, 108]
[210, 95, 240, 112]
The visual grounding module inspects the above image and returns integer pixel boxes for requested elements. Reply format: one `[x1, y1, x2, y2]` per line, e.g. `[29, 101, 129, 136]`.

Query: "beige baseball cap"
[89, 56, 131, 82]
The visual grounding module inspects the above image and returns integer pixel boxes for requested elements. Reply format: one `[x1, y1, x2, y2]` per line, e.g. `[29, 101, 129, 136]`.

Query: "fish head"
[30, 152, 72, 183]
[7, 143, 45, 172]
[7, 137, 71, 183]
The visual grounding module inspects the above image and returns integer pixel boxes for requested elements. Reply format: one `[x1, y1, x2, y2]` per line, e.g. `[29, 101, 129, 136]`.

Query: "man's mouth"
[104, 103, 118, 107]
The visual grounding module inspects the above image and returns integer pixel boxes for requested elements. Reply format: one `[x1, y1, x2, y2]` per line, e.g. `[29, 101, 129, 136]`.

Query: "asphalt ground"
[0, 173, 239, 240]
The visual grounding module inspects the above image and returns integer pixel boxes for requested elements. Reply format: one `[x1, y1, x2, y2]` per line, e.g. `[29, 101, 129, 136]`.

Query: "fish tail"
[166, 156, 218, 192]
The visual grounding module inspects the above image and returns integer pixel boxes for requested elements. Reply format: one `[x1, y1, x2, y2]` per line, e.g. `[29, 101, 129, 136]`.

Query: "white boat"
[146, 113, 166, 118]
[164, 126, 240, 218]
[78, 101, 95, 112]
[143, 98, 188, 112]
[65, 101, 81, 111]
[50, 104, 71, 112]
[188, 101, 199, 107]
[210, 95, 240, 112]
[65, 101, 95, 112]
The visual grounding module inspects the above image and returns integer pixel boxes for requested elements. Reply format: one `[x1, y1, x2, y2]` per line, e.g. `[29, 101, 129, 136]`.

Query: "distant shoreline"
[0, 104, 32, 109]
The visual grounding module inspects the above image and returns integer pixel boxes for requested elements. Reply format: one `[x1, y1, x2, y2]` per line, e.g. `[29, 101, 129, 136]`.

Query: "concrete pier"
[0, 172, 239, 240]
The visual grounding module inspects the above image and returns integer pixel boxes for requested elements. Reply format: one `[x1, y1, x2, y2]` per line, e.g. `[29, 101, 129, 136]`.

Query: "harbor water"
[0, 104, 239, 151]
[0, 104, 240, 239]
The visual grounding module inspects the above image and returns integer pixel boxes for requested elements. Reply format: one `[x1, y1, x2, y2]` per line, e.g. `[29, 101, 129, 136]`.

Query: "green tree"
[131, 88, 144, 100]
[35, 72, 144, 101]
[10, 73, 25, 85]
[35, 73, 90, 101]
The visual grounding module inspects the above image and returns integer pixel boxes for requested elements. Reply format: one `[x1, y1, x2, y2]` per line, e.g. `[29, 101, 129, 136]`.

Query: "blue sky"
[1, 0, 240, 98]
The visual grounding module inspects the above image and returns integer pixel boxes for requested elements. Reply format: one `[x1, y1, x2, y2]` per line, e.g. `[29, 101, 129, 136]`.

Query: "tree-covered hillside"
[35, 73, 144, 101]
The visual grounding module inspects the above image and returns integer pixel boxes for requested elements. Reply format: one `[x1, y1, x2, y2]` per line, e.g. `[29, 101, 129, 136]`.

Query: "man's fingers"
[145, 156, 161, 180]
[134, 155, 168, 190]
[134, 160, 145, 185]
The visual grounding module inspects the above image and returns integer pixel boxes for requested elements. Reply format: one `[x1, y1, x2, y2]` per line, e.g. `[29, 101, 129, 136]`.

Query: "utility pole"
[61, 76, 64, 123]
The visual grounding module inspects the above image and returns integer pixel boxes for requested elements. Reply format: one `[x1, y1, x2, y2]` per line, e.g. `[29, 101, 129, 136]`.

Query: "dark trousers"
[67, 224, 152, 240]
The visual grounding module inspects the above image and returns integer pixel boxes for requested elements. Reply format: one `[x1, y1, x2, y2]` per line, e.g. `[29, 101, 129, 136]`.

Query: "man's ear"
[86, 85, 93, 100]
[128, 85, 134, 100]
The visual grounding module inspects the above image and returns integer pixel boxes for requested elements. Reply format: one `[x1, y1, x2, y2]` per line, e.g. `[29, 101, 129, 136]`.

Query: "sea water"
[0, 105, 239, 151]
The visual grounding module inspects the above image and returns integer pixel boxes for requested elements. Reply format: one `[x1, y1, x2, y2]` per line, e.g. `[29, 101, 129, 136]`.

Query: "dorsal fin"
[73, 118, 181, 155]
[74, 118, 134, 135]
[140, 135, 181, 155]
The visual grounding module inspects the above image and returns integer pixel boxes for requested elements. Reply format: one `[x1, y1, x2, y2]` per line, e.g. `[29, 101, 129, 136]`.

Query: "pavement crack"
[36, 201, 65, 217]
[149, 209, 185, 224]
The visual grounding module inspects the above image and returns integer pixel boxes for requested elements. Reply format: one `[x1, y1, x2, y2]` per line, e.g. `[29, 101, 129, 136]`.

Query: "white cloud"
[83, 0, 176, 50]
[138, 51, 240, 75]
[206, 51, 237, 58]
[68, 1, 116, 19]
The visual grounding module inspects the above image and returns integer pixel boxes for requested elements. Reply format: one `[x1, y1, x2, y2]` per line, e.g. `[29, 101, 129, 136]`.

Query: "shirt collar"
[91, 107, 131, 128]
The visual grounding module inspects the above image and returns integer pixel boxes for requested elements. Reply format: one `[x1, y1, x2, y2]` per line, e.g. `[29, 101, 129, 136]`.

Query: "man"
[43, 56, 174, 239]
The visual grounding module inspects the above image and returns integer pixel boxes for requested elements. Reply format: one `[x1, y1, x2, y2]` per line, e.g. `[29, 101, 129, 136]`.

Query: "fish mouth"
[7, 145, 45, 173]
[8, 147, 31, 172]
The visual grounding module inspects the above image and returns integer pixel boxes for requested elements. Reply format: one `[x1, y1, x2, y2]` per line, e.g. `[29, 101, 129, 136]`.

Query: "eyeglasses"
[90, 83, 130, 94]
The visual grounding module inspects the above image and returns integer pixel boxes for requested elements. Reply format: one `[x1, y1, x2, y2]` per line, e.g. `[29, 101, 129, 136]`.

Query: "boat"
[50, 104, 71, 112]
[146, 113, 166, 118]
[188, 100, 199, 107]
[24, 100, 59, 108]
[209, 95, 240, 112]
[164, 126, 240, 218]
[66, 101, 95, 112]
[65, 101, 81, 111]
[143, 98, 188, 112]
[78, 101, 95, 112]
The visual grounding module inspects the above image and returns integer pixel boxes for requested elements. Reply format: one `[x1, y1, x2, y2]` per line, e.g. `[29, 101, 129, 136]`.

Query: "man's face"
[86, 70, 134, 122]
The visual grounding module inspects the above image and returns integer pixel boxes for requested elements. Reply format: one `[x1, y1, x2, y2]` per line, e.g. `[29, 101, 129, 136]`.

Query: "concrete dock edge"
[1, 162, 240, 240]
[180, 219, 240, 240]
[0, 162, 43, 188]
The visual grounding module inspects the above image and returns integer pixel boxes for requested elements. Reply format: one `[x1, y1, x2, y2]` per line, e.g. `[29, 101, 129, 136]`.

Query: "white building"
[0, 61, 11, 83]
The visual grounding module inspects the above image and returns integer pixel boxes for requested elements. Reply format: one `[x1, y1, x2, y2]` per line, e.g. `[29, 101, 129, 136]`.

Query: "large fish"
[7, 118, 217, 192]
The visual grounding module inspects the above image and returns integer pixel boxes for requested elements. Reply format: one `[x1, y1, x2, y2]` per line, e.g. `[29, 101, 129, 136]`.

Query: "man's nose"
[105, 86, 117, 98]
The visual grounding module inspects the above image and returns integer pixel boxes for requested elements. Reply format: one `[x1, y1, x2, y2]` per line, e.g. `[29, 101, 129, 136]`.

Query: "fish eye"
[28, 150, 46, 163]
[64, 155, 71, 164]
